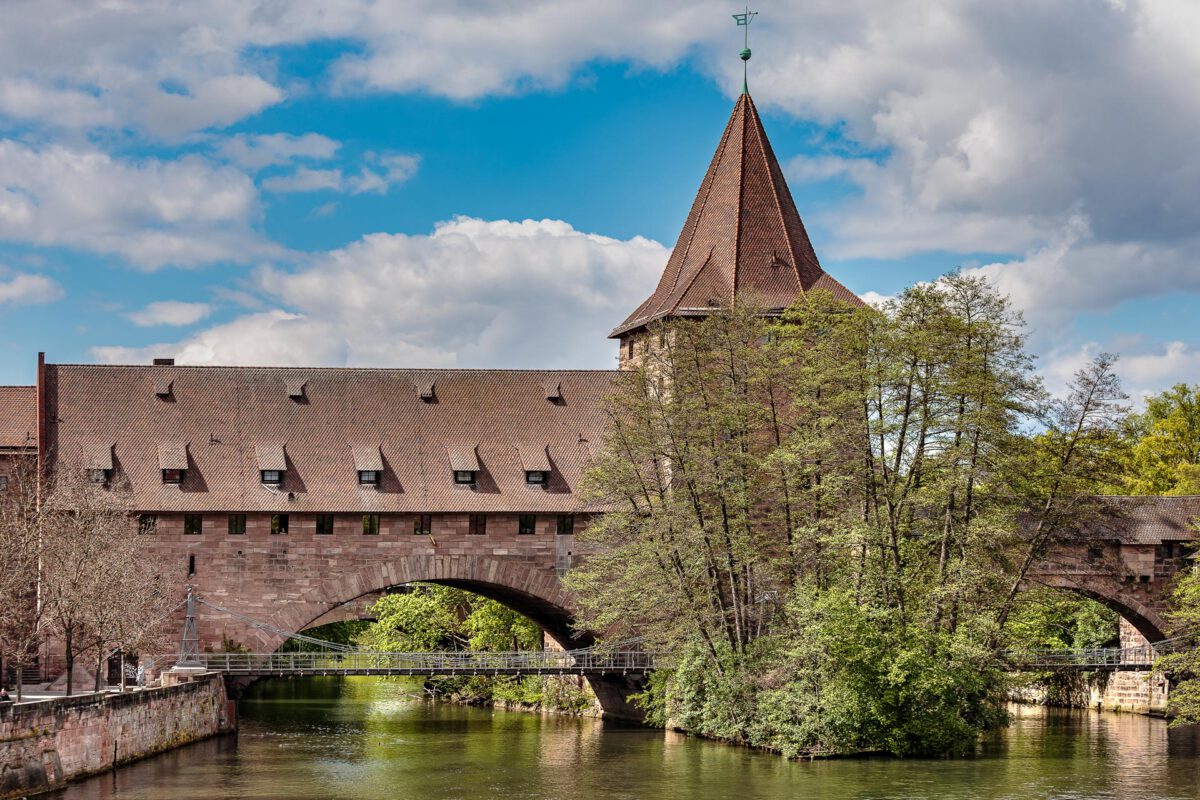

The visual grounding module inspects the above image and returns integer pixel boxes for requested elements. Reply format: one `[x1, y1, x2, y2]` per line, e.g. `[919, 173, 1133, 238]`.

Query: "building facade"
[2, 92, 864, 682]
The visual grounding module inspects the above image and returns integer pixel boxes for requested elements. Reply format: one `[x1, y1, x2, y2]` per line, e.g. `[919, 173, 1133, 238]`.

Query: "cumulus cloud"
[0, 139, 276, 269]
[125, 300, 213, 327]
[262, 153, 420, 195]
[216, 133, 340, 170]
[92, 217, 666, 369]
[0, 271, 63, 306]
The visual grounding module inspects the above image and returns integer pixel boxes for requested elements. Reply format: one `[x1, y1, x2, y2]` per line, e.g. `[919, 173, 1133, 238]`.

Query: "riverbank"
[1011, 669, 1172, 716]
[0, 673, 233, 799]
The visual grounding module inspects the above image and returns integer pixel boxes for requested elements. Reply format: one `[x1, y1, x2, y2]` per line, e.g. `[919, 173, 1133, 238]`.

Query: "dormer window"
[518, 444, 551, 487]
[353, 445, 384, 488]
[447, 444, 481, 488]
[255, 445, 287, 487]
[158, 442, 188, 484]
[85, 442, 115, 486]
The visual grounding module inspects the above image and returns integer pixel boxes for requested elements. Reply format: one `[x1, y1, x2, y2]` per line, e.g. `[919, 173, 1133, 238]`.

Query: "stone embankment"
[0, 673, 234, 799]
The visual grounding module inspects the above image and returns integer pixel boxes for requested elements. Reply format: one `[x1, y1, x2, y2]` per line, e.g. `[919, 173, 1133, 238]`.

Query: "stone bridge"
[1027, 496, 1200, 644]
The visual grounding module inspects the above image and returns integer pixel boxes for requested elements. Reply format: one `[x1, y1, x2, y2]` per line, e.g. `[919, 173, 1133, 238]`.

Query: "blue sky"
[1, 1, 1198, 400]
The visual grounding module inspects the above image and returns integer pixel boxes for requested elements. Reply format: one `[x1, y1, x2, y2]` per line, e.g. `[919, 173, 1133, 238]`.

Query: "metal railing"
[180, 647, 656, 676]
[1003, 635, 1193, 671]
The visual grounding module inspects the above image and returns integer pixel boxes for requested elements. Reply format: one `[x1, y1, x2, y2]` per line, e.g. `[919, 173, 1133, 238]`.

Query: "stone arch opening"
[1034, 576, 1169, 643]
[228, 555, 642, 719]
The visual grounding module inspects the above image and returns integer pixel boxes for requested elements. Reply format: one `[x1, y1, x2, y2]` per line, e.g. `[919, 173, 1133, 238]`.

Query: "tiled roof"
[0, 386, 36, 449]
[43, 364, 617, 514]
[1090, 496, 1200, 543]
[611, 93, 861, 338]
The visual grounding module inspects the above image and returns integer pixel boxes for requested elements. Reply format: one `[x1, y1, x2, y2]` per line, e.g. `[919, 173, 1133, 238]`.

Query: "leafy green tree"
[1120, 383, 1200, 495]
[570, 275, 1130, 756]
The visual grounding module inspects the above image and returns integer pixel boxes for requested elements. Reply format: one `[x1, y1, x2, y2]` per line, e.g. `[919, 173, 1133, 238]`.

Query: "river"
[56, 677, 1200, 799]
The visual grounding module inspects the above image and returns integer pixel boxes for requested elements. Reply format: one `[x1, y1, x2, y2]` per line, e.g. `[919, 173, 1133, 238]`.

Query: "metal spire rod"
[732, 6, 758, 94]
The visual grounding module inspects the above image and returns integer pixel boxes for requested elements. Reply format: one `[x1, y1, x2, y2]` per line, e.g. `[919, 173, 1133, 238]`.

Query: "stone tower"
[611, 92, 860, 368]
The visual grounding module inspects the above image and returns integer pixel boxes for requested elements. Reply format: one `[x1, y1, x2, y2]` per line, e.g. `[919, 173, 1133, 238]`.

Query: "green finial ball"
[740, 47, 752, 61]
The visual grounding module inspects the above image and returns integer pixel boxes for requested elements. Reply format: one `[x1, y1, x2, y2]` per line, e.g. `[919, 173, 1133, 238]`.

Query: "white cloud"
[0, 139, 276, 269]
[262, 153, 419, 194]
[92, 216, 666, 369]
[125, 300, 213, 327]
[0, 271, 63, 306]
[262, 167, 344, 193]
[217, 133, 340, 170]
[1042, 340, 1200, 403]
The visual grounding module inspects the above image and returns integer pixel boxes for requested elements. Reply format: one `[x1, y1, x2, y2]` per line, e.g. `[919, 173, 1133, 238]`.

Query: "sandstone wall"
[0, 673, 232, 799]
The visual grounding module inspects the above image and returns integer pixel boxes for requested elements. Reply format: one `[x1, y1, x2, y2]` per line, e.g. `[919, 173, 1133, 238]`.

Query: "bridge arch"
[218, 554, 644, 719]
[1033, 575, 1169, 643]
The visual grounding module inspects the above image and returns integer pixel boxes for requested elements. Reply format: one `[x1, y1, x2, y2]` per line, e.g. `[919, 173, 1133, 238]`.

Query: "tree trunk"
[64, 624, 73, 697]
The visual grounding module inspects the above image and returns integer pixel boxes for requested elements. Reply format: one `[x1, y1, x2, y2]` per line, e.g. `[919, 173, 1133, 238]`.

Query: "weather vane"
[732, 6, 758, 94]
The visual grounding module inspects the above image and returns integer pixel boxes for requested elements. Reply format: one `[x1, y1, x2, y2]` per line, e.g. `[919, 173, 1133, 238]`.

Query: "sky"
[0, 1, 1198, 400]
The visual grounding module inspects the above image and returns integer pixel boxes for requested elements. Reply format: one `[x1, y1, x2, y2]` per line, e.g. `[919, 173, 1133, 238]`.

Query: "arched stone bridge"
[1027, 496, 1200, 643]
[158, 497, 1199, 717]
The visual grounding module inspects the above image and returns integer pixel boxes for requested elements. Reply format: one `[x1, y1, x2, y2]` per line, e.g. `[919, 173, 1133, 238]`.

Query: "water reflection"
[58, 678, 1200, 800]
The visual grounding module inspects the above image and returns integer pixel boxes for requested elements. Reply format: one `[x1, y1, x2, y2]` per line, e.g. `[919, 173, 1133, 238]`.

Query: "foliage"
[278, 621, 370, 653]
[354, 585, 587, 713]
[569, 275, 1130, 756]
[1118, 383, 1200, 496]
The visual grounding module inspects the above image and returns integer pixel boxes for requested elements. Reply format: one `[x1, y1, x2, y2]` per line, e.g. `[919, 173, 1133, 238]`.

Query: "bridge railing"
[1002, 635, 1193, 671]
[181, 647, 656, 675]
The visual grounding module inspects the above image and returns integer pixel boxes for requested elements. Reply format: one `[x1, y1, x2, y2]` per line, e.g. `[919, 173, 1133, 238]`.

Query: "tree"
[38, 464, 171, 695]
[0, 451, 43, 701]
[568, 276, 1131, 756]
[1119, 383, 1200, 495]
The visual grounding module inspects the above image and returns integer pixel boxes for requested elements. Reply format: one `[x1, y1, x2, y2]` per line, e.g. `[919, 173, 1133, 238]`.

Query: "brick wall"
[0, 674, 231, 799]
[138, 511, 585, 653]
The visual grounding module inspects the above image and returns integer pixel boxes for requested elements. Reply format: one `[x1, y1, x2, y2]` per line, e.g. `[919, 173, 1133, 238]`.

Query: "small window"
[316, 514, 334, 536]
[187, 554, 196, 576]
[454, 470, 477, 485]
[468, 513, 486, 536]
[525, 471, 547, 485]
[271, 514, 289, 535]
[414, 514, 432, 536]
[358, 470, 379, 486]
[88, 468, 109, 484]
[184, 514, 203, 536]
[518, 514, 536, 535]
[162, 468, 184, 484]
[0, 476, 7, 491]
[228, 514, 246, 535]
[139, 514, 157, 535]
[261, 469, 282, 485]
[363, 514, 380, 536]
[556, 514, 574, 536]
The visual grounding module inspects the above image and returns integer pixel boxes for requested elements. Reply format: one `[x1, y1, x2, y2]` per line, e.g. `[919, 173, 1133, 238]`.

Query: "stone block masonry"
[0, 673, 233, 799]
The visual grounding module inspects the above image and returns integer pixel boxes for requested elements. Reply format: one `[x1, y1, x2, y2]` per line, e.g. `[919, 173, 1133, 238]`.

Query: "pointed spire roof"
[611, 93, 860, 338]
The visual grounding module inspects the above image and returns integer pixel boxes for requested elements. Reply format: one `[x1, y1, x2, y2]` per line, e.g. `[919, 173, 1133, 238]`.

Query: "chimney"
[153, 358, 175, 366]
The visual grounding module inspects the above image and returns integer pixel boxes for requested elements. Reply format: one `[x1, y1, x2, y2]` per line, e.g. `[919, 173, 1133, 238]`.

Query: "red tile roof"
[612, 93, 861, 338]
[44, 364, 617, 514]
[0, 386, 36, 449]
[1091, 496, 1200, 543]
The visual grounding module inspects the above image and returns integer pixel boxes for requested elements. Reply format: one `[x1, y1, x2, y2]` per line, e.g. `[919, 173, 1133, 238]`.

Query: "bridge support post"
[172, 587, 205, 674]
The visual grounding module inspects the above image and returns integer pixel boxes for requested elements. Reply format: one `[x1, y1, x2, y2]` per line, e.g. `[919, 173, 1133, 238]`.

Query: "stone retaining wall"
[0, 673, 233, 799]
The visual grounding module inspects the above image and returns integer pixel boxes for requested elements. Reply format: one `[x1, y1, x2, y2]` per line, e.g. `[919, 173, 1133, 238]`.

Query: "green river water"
[56, 677, 1200, 799]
